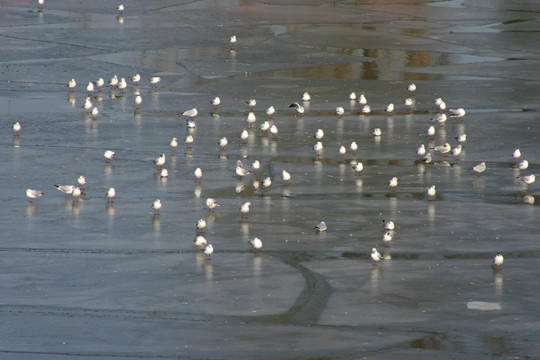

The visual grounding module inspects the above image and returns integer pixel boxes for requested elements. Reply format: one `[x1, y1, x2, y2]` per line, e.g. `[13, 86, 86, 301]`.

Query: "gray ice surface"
[2, 0, 540, 359]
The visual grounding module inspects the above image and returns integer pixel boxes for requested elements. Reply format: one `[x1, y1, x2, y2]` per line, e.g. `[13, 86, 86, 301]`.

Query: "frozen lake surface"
[1, 0, 540, 359]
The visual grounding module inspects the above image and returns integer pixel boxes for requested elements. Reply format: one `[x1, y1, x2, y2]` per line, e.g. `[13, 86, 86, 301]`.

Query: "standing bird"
[315, 221, 327, 232]
[262, 177, 272, 191]
[519, 174, 536, 189]
[206, 198, 220, 213]
[249, 237, 263, 253]
[67, 78, 77, 90]
[185, 135, 194, 148]
[408, 83, 416, 93]
[194, 235, 207, 250]
[203, 244, 214, 260]
[417, 144, 426, 158]
[358, 94, 367, 105]
[289, 102, 305, 115]
[388, 177, 398, 192]
[108, 75, 118, 88]
[182, 108, 198, 120]
[194, 167, 203, 182]
[150, 76, 161, 88]
[386, 103, 394, 113]
[427, 125, 436, 137]
[78, 175, 87, 190]
[229, 35, 237, 47]
[240, 201, 251, 220]
[218, 137, 228, 151]
[362, 105, 371, 114]
[349, 92, 357, 101]
[371, 248, 382, 266]
[211, 96, 221, 109]
[336, 106, 345, 117]
[427, 185, 436, 199]
[352, 162, 364, 176]
[270, 124, 279, 139]
[259, 121, 270, 135]
[247, 112, 257, 127]
[134, 95, 142, 108]
[492, 253, 504, 269]
[106, 187, 116, 202]
[383, 219, 395, 231]
[247, 99, 256, 110]
[12, 122, 21, 136]
[117, 77, 127, 92]
[266, 106, 275, 119]
[72, 187, 82, 202]
[196, 218, 207, 234]
[313, 141, 323, 157]
[372, 128, 382, 137]
[26, 189, 45, 203]
[281, 170, 291, 186]
[382, 231, 393, 246]
[131, 74, 141, 84]
[512, 149, 521, 162]
[153, 153, 166, 170]
[456, 133, 467, 143]
[472, 162, 486, 177]
[160, 169, 168, 178]
[338, 145, 347, 161]
[517, 159, 529, 172]
[152, 199, 162, 215]
[314, 129, 325, 140]
[104, 150, 115, 163]
[170, 137, 178, 153]
[433, 143, 451, 158]
[302, 92, 311, 101]
[449, 108, 466, 118]
[451, 145, 462, 160]
[54, 184, 75, 198]
[117, 4, 124, 14]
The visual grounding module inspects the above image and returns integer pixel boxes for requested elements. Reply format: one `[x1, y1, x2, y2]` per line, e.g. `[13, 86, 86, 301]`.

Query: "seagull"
[492, 253, 504, 269]
[182, 108, 198, 120]
[117, 77, 127, 91]
[371, 248, 382, 266]
[72, 187, 82, 202]
[211, 96, 221, 109]
[240, 201, 251, 219]
[106, 187, 116, 202]
[349, 92, 357, 100]
[259, 121, 270, 134]
[82, 97, 93, 113]
[289, 102, 305, 115]
[270, 124, 279, 139]
[472, 162, 486, 177]
[240, 129, 249, 144]
[67, 78, 77, 90]
[206, 198, 220, 213]
[186, 119, 196, 129]
[352, 162, 364, 176]
[519, 174, 536, 188]
[362, 104, 371, 114]
[185, 135, 194, 148]
[433, 143, 451, 157]
[408, 83, 416, 93]
[117, 4, 124, 14]
[229, 35, 237, 45]
[95, 78, 105, 89]
[437, 100, 447, 111]
[194, 235, 207, 250]
[194, 167, 202, 182]
[218, 137, 228, 150]
[170, 137, 178, 152]
[12, 122, 21, 135]
[449, 108, 466, 118]
[91, 107, 99, 118]
[358, 94, 367, 105]
[517, 159, 529, 171]
[77, 176, 87, 190]
[150, 199, 161, 215]
[350, 141, 358, 152]
[54, 184, 75, 198]
[372, 128, 382, 137]
[383, 219, 395, 230]
[315, 221, 327, 232]
[38, 0, 44, 9]
[512, 149, 521, 161]
[160, 169, 168, 178]
[150, 76, 161, 88]
[203, 244, 214, 259]
[388, 177, 398, 192]
[153, 154, 166, 169]
[313, 141, 323, 157]
[266, 106, 275, 119]
[383, 231, 393, 246]
[262, 177, 272, 191]
[427, 185, 436, 198]
[338, 145, 346, 160]
[302, 92, 311, 101]
[422, 153, 432, 165]
[417, 144, 426, 157]
[247, 99, 256, 110]
[432, 113, 447, 126]
[404, 98, 413, 107]
[249, 237, 263, 253]
[456, 133, 467, 143]
[247, 112, 256, 126]
[386, 103, 394, 113]
[26, 189, 45, 203]
[236, 164, 250, 178]
[314, 129, 324, 140]
[108, 75, 118, 88]
[134, 95, 142, 108]
[131, 74, 141, 84]
[451, 145, 462, 160]
[251, 160, 260, 173]
[86, 81, 95, 93]
[281, 170, 291, 186]
[336, 106, 345, 117]
[427, 125, 436, 137]
[196, 218, 207, 233]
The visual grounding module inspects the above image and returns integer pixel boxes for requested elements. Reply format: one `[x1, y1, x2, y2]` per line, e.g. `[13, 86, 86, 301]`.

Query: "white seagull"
[247, 99, 256, 109]
[388, 177, 398, 192]
[150, 76, 161, 87]
[313, 141, 323, 157]
[26, 189, 45, 203]
[492, 253, 504, 269]
[352, 162, 364, 176]
[106, 187, 116, 202]
[249, 237, 263, 253]
[358, 94, 367, 105]
[512, 149, 521, 161]
[427, 185, 436, 198]
[240, 201, 251, 219]
[383, 231, 393, 245]
[383, 219, 395, 230]
[206, 198, 220, 213]
[170, 137, 178, 152]
[72, 187, 82, 202]
[196, 218, 207, 233]
[54, 184, 75, 198]
[472, 162, 486, 177]
[289, 102, 305, 115]
[302, 92, 311, 101]
[153, 154, 166, 169]
[266, 106, 275, 119]
[386, 103, 394, 113]
[371, 248, 382, 266]
[336, 106, 345, 117]
[315, 221, 327, 232]
[104, 150, 115, 162]
[362, 104, 371, 114]
[211, 96, 221, 108]
[152, 199, 162, 215]
[417, 144, 426, 157]
[67, 78, 77, 90]
[314, 128, 324, 140]
[77, 176, 87, 190]
[372, 128, 382, 137]
[281, 170, 291, 186]
[203, 244, 214, 259]
[218, 137, 228, 150]
[247, 112, 256, 126]
[194, 235, 207, 250]
[182, 108, 198, 120]
[449, 108, 466, 118]
[13, 122, 21, 135]
[131, 74, 141, 84]
[194, 167, 203, 182]
[433, 143, 451, 157]
[349, 92, 357, 100]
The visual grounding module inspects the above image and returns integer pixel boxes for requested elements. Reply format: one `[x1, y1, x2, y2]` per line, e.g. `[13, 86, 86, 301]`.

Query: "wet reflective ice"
[2, 0, 540, 359]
